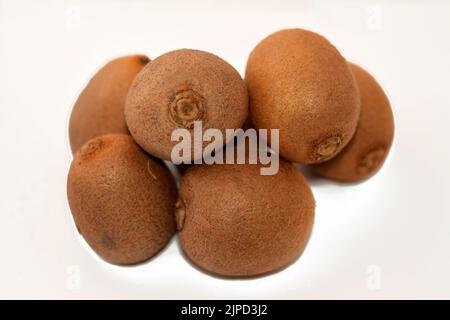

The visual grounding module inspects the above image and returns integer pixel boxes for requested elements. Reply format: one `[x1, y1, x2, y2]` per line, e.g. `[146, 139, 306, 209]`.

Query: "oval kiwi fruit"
[245, 29, 360, 164]
[125, 49, 248, 161]
[311, 63, 394, 182]
[176, 160, 315, 277]
[69, 55, 150, 154]
[67, 134, 177, 265]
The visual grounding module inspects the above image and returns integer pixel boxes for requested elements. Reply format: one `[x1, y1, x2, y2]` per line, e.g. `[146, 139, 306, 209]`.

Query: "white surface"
[1, 0, 450, 299]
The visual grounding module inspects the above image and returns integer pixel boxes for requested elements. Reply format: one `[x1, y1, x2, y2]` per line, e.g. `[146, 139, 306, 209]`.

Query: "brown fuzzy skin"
[245, 29, 360, 164]
[69, 55, 150, 154]
[177, 160, 315, 277]
[125, 49, 248, 161]
[311, 63, 394, 182]
[67, 134, 177, 265]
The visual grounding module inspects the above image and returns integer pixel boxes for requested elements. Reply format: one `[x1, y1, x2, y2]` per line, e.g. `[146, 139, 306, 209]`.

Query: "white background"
[1, 0, 450, 299]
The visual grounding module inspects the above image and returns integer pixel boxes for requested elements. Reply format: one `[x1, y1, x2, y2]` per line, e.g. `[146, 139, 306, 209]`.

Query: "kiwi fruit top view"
[67, 134, 177, 265]
[311, 63, 395, 182]
[245, 29, 360, 164]
[125, 49, 248, 161]
[176, 160, 315, 277]
[69, 55, 150, 154]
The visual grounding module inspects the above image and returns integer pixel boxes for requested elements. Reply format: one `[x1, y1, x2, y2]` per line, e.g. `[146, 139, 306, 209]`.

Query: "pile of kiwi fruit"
[67, 28, 394, 277]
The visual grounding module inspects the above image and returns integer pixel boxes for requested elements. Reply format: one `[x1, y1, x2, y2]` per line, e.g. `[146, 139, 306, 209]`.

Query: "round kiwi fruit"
[311, 63, 394, 182]
[176, 160, 315, 277]
[67, 134, 177, 265]
[69, 55, 150, 154]
[245, 29, 360, 164]
[125, 49, 248, 161]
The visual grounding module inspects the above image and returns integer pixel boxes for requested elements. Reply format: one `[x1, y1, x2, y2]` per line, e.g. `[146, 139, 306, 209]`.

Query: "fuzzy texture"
[125, 49, 248, 161]
[177, 160, 315, 277]
[69, 55, 150, 154]
[245, 29, 360, 164]
[67, 134, 177, 265]
[311, 63, 394, 181]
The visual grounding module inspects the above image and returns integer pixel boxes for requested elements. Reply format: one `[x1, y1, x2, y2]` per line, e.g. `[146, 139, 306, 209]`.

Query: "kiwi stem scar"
[169, 90, 205, 129]
[146, 160, 157, 180]
[356, 146, 386, 174]
[315, 135, 342, 160]
[175, 199, 186, 231]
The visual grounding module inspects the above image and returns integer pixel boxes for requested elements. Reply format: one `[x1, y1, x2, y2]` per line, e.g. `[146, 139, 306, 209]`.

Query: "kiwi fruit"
[69, 55, 150, 154]
[176, 160, 315, 277]
[67, 134, 177, 265]
[311, 63, 394, 182]
[245, 29, 360, 164]
[125, 49, 248, 161]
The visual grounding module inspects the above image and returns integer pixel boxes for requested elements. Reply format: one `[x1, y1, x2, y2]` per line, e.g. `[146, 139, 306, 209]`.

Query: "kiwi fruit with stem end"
[69, 55, 150, 154]
[245, 28, 360, 164]
[125, 49, 248, 161]
[67, 134, 177, 265]
[176, 160, 315, 277]
[311, 63, 394, 182]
